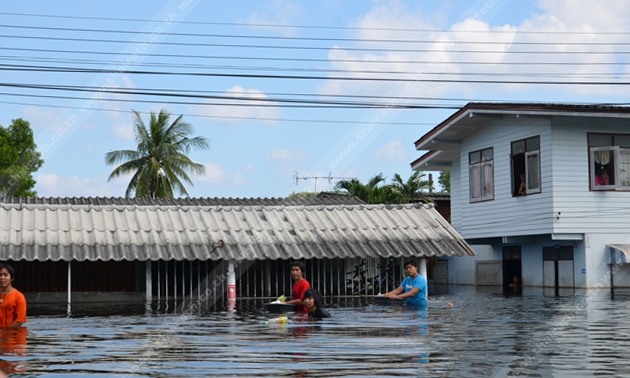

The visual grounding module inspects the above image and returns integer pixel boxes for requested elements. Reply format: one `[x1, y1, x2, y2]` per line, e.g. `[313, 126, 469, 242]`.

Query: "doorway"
[503, 246, 522, 289]
[543, 245, 574, 296]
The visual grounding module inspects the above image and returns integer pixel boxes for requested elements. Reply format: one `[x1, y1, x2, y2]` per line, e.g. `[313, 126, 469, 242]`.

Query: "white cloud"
[20, 106, 65, 132]
[241, 0, 303, 36]
[192, 86, 281, 124]
[374, 140, 409, 161]
[266, 148, 306, 161]
[195, 162, 247, 186]
[111, 122, 135, 141]
[243, 164, 256, 172]
[316, 0, 630, 99]
[36, 173, 128, 197]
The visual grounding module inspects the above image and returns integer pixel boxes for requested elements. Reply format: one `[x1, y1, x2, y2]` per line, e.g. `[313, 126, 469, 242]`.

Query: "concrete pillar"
[419, 258, 428, 298]
[227, 260, 236, 303]
[67, 261, 72, 306]
[146, 261, 152, 302]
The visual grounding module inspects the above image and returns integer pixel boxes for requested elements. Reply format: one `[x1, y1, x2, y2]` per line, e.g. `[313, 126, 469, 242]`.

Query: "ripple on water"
[5, 287, 630, 376]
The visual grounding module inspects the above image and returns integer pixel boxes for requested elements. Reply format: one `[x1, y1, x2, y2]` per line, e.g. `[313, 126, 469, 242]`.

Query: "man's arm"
[284, 299, 304, 306]
[383, 286, 404, 298]
[394, 287, 420, 300]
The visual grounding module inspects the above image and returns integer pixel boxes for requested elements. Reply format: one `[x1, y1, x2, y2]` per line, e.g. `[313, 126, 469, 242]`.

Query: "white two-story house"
[412, 103, 630, 291]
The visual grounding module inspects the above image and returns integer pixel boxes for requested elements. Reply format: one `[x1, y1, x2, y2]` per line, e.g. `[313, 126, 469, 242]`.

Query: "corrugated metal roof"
[0, 195, 365, 207]
[0, 202, 475, 262]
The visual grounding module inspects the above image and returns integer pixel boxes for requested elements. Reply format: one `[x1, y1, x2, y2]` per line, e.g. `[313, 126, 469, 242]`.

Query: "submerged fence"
[150, 257, 405, 300]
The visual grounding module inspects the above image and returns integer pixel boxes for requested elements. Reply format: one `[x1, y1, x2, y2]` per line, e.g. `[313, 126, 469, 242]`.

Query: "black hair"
[404, 258, 419, 269]
[290, 260, 306, 274]
[0, 264, 16, 281]
[303, 288, 325, 309]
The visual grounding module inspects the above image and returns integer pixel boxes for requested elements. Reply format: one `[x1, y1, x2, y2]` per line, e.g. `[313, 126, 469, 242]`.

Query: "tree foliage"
[438, 171, 450, 193]
[0, 118, 44, 197]
[334, 172, 432, 204]
[287, 191, 317, 199]
[390, 171, 433, 203]
[105, 109, 210, 198]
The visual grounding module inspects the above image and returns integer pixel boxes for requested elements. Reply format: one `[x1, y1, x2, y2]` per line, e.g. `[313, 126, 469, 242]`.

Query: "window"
[511, 136, 540, 196]
[469, 147, 494, 202]
[589, 133, 630, 190]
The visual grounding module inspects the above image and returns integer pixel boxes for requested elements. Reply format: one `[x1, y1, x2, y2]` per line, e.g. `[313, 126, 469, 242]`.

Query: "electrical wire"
[3, 23, 630, 47]
[3, 11, 630, 35]
[0, 99, 439, 125]
[2, 64, 630, 85]
[2, 46, 627, 67]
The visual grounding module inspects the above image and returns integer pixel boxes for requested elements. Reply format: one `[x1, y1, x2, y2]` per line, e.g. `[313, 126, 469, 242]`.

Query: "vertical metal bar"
[337, 259, 340, 297]
[265, 260, 270, 298]
[197, 260, 201, 300]
[274, 260, 278, 297]
[174, 261, 177, 303]
[182, 261, 185, 301]
[205, 260, 209, 302]
[157, 260, 161, 301]
[165, 261, 169, 302]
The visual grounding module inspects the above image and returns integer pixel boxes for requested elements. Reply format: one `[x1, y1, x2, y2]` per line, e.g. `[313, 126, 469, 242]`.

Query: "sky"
[1, 0, 630, 199]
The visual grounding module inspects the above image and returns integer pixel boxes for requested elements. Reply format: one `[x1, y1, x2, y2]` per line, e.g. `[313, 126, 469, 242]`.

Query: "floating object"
[263, 302, 298, 313]
[374, 295, 405, 306]
[447, 303, 452, 307]
[265, 316, 287, 325]
[277, 294, 287, 302]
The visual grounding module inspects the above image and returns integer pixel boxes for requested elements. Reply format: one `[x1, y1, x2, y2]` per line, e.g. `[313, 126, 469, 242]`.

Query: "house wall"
[455, 115, 553, 239]
[550, 116, 630, 234]
[443, 244, 493, 285]
[447, 114, 630, 288]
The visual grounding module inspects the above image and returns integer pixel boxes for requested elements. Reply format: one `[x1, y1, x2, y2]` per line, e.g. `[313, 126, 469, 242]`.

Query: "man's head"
[404, 259, 419, 277]
[290, 261, 306, 281]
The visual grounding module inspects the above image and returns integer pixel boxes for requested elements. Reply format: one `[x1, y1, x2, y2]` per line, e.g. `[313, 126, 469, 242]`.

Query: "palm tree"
[105, 109, 210, 198]
[390, 172, 432, 203]
[335, 173, 394, 204]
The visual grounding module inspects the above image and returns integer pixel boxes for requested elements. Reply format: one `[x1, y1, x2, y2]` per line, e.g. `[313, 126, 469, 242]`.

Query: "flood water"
[4, 286, 630, 377]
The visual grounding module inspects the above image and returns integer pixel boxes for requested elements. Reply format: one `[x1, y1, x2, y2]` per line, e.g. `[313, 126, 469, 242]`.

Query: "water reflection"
[9, 286, 630, 376]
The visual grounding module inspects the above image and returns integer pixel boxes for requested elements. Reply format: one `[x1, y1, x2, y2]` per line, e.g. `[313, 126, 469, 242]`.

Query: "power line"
[2, 46, 628, 67]
[2, 64, 630, 85]
[3, 34, 630, 55]
[0, 99, 442, 125]
[4, 23, 630, 46]
[2, 11, 630, 35]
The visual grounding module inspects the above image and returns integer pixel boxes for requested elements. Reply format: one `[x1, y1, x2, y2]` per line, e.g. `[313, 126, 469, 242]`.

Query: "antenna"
[293, 172, 355, 192]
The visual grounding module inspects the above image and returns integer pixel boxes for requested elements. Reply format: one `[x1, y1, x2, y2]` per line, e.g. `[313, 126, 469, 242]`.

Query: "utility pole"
[293, 172, 355, 193]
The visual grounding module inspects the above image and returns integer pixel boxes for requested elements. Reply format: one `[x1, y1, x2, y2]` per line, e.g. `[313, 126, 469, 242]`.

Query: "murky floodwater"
[4, 286, 630, 377]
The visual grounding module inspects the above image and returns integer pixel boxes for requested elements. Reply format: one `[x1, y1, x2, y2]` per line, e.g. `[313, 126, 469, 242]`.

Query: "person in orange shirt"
[0, 264, 26, 328]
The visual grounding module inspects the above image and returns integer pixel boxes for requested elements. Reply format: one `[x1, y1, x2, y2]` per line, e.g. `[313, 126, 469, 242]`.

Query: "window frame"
[469, 147, 494, 203]
[511, 136, 541, 197]
[588, 133, 630, 191]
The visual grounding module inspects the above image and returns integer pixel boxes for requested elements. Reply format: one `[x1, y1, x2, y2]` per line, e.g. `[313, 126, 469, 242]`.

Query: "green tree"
[287, 191, 317, 199]
[334, 173, 397, 204]
[105, 109, 210, 198]
[390, 171, 432, 203]
[0, 118, 44, 197]
[438, 171, 450, 193]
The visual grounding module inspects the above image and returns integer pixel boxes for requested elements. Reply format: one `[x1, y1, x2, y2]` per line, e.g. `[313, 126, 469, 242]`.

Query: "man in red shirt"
[283, 261, 310, 309]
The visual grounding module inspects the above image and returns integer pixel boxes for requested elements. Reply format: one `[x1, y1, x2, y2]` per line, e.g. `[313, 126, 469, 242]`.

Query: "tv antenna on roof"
[293, 172, 355, 192]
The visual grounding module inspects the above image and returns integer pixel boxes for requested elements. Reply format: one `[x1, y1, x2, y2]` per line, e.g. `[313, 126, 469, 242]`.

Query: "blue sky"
[1, 0, 629, 198]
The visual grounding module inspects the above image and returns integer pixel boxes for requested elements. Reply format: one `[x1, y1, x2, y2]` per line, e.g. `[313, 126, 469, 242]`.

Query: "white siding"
[455, 116, 553, 239]
[550, 116, 630, 234]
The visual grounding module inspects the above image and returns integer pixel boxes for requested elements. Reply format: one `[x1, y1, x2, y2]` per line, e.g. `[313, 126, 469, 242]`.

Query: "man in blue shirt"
[383, 259, 427, 307]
